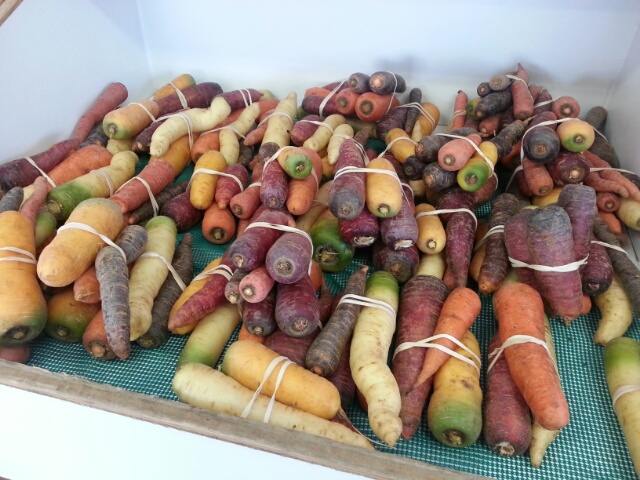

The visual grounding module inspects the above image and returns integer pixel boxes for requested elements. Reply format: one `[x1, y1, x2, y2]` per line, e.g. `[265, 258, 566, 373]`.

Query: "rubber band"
[393, 333, 481, 373]
[473, 225, 505, 252]
[533, 98, 554, 108]
[592, 127, 608, 144]
[377, 135, 417, 158]
[23, 157, 56, 188]
[331, 133, 352, 141]
[505, 165, 523, 193]
[508, 254, 589, 272]
[91, 170, 115, 196]
[591, 239, 629, 257]
[116, 176, 159, 217]
[247, 181, 262, 188]
[415, 207, 478, 231]
[0, 246, 37, 265]
[238, 89, 251, 109]
[191, 168, 245, 193]
[336, 293, 396, 320]
[138, 252, 187, 291]
[169, 81, 189, 110]
[435, 133, 494, 173]
[589, 167, 637, 176]
[257, 111, 293, 128]
[193, 264, 233, 282]
[296, 119, 335, 134]
[57, 222, 126, 261]
[261, 145, 296, 181]
[452, 109, 466, 118]
[612, 384, 640, 409]
[319, 80, 345, 117]
[397, 102, 437, 129]
[333, 165, 409, 204]
[244, 221, 314, 274]
[384, 71, 398, 115]
[240, 356, 294, 423]
[130, 102, 157, 122]
[520, 117, 574, 165]
[487, 334, 554, 374]
[200, 124, 246, 140]
[505, 74, 532, 102]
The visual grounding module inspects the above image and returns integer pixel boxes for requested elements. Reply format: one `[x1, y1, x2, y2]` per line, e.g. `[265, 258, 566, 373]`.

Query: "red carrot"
[18, 177, 48, 227]
[290, 115, 322, 146]
[159, 187, 204, 232]
[301, 94, 340, 116]
[338, 206, 380, 248]
[224, 269, 248, 304]
[220, 88, 262, 111]
[355, 92, 401, 122]
[380, 184, 418, 250]
[522, 157, 554, 196]
[239, 265, 275, 303]
[259, 144, 289, 210]
[438, 133, 482, 171]
[581, 240, 613, 296]
[265, 231, 313, 285]
[372, 240, 420, 284]
[596, 191, 620, 213]
[546, 150, 590, 186]
[392, 274, 449, 440]
[328, 138, 367, 220]
[585, 150, 640, 202]
[551, 96, 581, 119]
[242, 286, 278, 337]
[510, 63, 534, 120]
[275, 274, 320, 337]
[214, 164, 249, 209]
[109, 159, 175, 214]
[128, 180, 189, 225]
[71, 82, 128, 145]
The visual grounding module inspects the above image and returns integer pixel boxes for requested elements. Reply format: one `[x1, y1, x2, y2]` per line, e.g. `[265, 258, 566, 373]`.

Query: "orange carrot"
[596, 191, 621, 213]
[335, 88, 360, 116]
[304, 87, 332, 98]
[598, 210, 623, 236]
[309, 260, 324, 292]
[447, 90, 468, 131]
[522, 157, 553, 196]
[243, 109, 274, 147]
[438, 133, 482, 171]
[580, 294, 592, 316]
[230, 162, 264, 220]
[237, 323, 266, 344]
[285, 148, 323, 216]
[190, 131, 221, 162]
[71, 82, 129, 145]
[510, 63, 534, 121]
[47, 144, 113, 187]
[585, 150, 640, 202]
[499, 139, 523, 171]
[413, 287, 481, 386]
[584, 171, 629, 198]
[201, 203, 236, 245]
[73, 265, 101, 304]
[109, 159, 175, 214]
[355, 93, 401, 122]
[494, 282, 570, 431]
[82, 310, 117, 361]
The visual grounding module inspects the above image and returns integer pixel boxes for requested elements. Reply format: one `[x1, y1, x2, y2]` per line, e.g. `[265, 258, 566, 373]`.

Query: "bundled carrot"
[509, 63, 534, 120]
[189, 150, 228, 210]
[438, 133, 482, 171]
[108, 159, 175, 214]
[329, 138, 367, 220]
[160, 187, 204, 232]
[494, 282, 570, 431]
[128, 180, 189, 225]
[447, 90, 469, 131]
[355, 92, 400, 123]
[71, 82, 129, 145]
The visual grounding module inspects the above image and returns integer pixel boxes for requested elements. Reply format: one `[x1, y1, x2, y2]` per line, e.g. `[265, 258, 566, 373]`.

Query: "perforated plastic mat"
[25, 153, 640, 480]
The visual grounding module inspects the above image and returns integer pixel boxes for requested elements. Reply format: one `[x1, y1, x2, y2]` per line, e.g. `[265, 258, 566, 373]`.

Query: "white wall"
[0, 0, 150, 161]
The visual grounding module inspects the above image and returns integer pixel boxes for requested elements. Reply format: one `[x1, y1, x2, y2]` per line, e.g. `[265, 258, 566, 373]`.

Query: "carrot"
[305, 266, 368, 377]
[456, 141, 498, 193]
[509, 63, 534, 120]
[0, 187, 23, 213]
[584, 170, 628, 198]
[477, 193, 520, 295]
[303, 114, 347, 153]
[490, 121, 526, 166]
[368, 71, 406, 95]
[241, 287, 278, 337]
[585, 150, 640, 202]
[593, 274, 633, 345]
[596, 191, 620, 213]
[527, 205, 584, 323]
[301, 94, 341, 117]
[73, 266, 101, 304]
[303, 87, 331, 98]
[311, 209, 356, 273]
[372, 239, 419, 284]
[438, 133, 482, 171]
[365, 156, 403, 218]
[377, 107, 408, 141]
[102, 99, 160, 140]
[236, 265, 273, 304]
[410, 102, 441, 141]
[290, 114, 322, 146]
[338, 207, 380, 248]
[581, 240, 613, 297]
[328, 138, 367, 220]
[355, 92, 400, 123]
[200, 203, 235, 245]
[598, 209, 624, 237]
[264, 231, 312, 285]
[18, 176, 48, 227]
[70, 82, 129, 145]
[152, 74, 195, 100]
[0, 343, 31, 363]
[260, 92, 297, 151]
[238, 323, 266, 344]
[137, 233, 194, 349]
[224, 268, 248, 304]
[494, 282, 570, 430]
[37, 198, 123, 287]
[259, 146, 289, 210]
[45, 286, 100, 343]
[173, 362, 373, 450]
[128, 180, 188, 225]
[155, 82, 223, 117]
[108, 159, 174, 214]
[411, 287, 481, 387]
[551, 95, 581, 119]
[275, 274, 320, 337]
[189, 150, 228, 210]
[522, 157, 554, 196]
[474, 89, 513, 120]
[326, 123, 355, 166]
[446, 90, 469, 131]
[335, 88, 360, 116]
[557, 183, 597, 266]
[82, 310, 116, 360]
[523, 126, 560, 164]
[546, 150, 590, 186]
[45, 144, 113, 187]
[150, 96, 232, 158]
[77, 121, 110, 150]
[159, 187, 204, 232]
[392, 274, 449, 440]
[347, 72, 371, 94]
[285, 149, 322, 216]
[379, 183, 418, 249]
[148, 133, 192, 177]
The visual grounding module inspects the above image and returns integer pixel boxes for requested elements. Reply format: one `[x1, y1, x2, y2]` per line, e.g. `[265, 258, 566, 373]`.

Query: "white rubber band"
[92, 169, 115, 196]
[193, 264, 233, 282]
[435, 133, 493, 172]
[533, 99, 553, 108]
[200, 124, 246, 140]
[505, 74, 532, 103]
[384, 71, 398, 114]
[318, 80, 345, 117]
[509, 254, 589, 272]
[257, 111, 293, 128]
[393, 333, 481, 373]
[592, 126, 608, 143]
[452, 109, 466, 118]
[238, 89, 250, 108]
[487, 334, 554, 374]
[589, 167, 637, 176]
[240, 355, 293, 423]
[244, 221, 314, 274]
[192, 168, 245, 192]
[520, 117, 574, 164]
[415, 207, 478, 230]
[505, 165, 524, 193]
[0, 246, 37, 265]
[169, 81, 189, 110]
[138, 251, 187, 291]
[57, 222, 126, 261]
[612, 384, 640, 409]
[397, 102, 437, 129]
[24, 156, 56, 188]
[591, 239, 629, 257]
[130, 102, 157, 122]
[336, 293, 396, 320]
[377, 135, 417, 158]
[473, 225, 505, 252]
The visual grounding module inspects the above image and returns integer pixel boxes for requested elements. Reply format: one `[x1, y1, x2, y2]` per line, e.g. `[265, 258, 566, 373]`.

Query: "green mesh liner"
[25, 146, 640, 480]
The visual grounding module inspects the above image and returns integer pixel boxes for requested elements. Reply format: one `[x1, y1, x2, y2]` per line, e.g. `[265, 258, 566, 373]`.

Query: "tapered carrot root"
[109, 159, 176, 214]
[82, 311, 116, 361]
